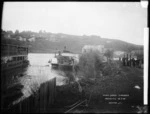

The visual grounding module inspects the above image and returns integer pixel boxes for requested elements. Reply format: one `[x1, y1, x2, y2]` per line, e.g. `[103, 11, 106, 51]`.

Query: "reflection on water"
[4, 53, 78, 105]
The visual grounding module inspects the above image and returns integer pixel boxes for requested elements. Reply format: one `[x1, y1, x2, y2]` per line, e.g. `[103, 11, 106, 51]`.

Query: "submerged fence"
[7, 77, 56, 113]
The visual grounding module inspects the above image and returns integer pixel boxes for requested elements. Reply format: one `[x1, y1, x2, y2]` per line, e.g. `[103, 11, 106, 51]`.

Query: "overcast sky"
[2, 2, 147, 45]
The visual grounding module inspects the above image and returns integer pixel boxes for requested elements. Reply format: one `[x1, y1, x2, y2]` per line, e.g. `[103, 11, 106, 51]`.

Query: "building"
[123, 50, 143, 60]
[28, 37, 35, 42]
[18, 36, 27, 41]
[131, 50, 143, 55]
[82, 45, 105, 53]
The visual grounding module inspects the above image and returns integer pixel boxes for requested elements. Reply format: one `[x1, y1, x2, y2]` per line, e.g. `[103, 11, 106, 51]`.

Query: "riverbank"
[49, 61, 144, 113]
[1, 58, 145, 113]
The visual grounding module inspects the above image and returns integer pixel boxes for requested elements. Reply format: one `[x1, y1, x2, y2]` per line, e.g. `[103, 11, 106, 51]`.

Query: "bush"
[76, 50, 121, 79]
[77, 50, 104, 79]
[64, 71, 75, 84]
[102, 61, 121, 76]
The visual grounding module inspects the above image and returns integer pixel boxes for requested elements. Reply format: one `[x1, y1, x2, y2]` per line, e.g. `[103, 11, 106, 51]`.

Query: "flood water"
[2, 53, 78, 106]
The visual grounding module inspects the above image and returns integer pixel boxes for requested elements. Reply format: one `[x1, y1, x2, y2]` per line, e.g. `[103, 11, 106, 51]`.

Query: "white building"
[82, 45, 105, 53]
[18, 36, 26, 41]
[28, 37, 35, 42]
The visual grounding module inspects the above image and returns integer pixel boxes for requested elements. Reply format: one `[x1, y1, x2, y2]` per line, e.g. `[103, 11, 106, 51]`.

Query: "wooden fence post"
[44, 82, 47, 112]
[19, 102, 22, 113]
[40, 84, 43, 112]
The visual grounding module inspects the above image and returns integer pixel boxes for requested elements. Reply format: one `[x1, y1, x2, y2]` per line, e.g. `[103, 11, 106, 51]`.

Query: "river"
[2, 53, 78, 106]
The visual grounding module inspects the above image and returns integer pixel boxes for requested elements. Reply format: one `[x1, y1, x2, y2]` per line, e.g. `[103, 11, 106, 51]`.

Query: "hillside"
[1, 30, 143, 54]
[28, 34, 143, 54]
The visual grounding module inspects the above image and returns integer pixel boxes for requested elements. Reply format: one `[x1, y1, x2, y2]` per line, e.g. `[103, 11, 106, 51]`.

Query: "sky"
[2, 2, 147, 45]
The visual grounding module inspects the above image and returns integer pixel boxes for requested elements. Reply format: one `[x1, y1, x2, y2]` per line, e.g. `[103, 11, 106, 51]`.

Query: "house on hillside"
[3, 34, 11, 39]
[28, 37, 35, 42]
[18, 36, 27, 41]
[122, 50, 143, 60]
[131, 50, 143, 55]
[113, 51, 125, 60]
[114, 51, 124, 55]
[82, 45, 105, 54]
[131, 50, 143, 59]
[31, 35, 35, 37]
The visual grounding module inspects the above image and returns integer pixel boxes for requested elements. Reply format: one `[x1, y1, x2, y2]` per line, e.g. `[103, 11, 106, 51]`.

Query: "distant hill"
[28, 34, 143, 54]
[1, 29, 143, 54]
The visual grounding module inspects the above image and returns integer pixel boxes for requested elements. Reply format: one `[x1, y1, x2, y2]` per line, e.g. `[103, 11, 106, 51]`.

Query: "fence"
[6, 77, 56, 113]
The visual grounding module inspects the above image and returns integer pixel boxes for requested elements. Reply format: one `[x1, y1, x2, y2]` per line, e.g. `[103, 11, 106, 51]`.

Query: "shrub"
[64, 71, 75, 84]
[102, 61, 121, 76]
[77, 50, 104, 79]
[104, 49, 114, 62]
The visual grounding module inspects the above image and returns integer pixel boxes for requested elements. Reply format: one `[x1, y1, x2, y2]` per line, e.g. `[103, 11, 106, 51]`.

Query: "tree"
[135, 51, 143, 59]
[104, 49, 114, 62]
[7, 30, 13, 35]
[39, 30, 43, 34]
[15, 30, 19, 35]
[78, 50, 104, 79]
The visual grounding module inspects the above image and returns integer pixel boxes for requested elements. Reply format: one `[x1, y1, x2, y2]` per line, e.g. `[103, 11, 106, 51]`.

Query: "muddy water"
[2, 53, 78, 106]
